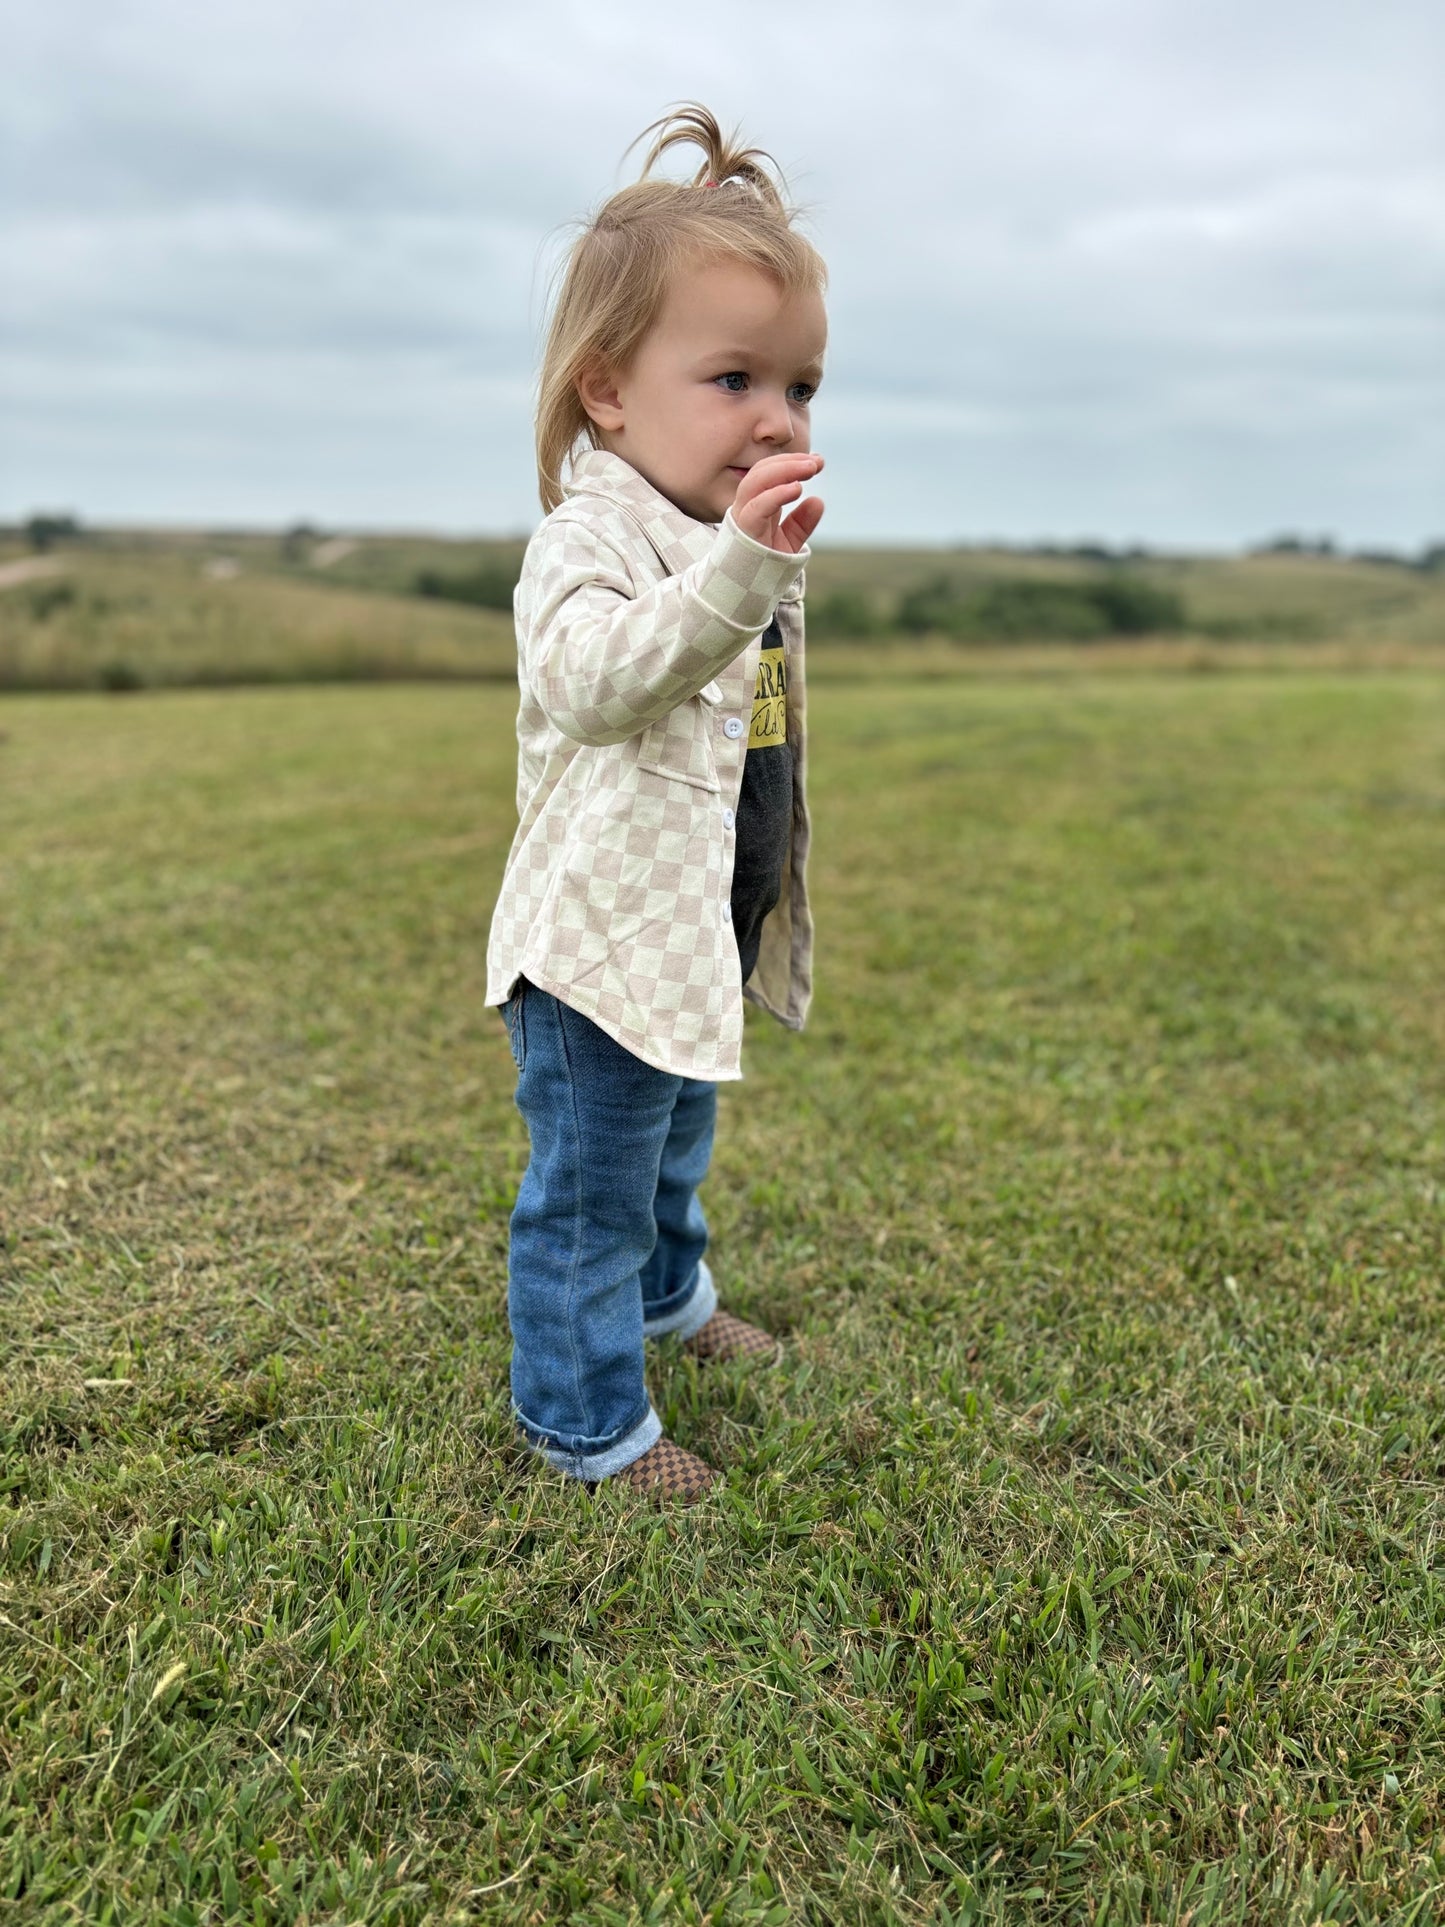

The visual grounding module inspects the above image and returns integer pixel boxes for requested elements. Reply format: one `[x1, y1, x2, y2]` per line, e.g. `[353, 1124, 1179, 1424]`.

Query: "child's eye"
[715, 372, 817, 404]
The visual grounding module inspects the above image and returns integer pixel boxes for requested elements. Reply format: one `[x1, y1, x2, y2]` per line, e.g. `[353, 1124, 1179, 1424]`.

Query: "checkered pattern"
[484, 449, 816, 1081]
[682, 1309, 783, 1364]
[604, 1437, 721, 1504]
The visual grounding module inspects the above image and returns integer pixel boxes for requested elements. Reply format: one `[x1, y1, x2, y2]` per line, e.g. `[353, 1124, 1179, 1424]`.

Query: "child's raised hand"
[730, 453, 825, 554]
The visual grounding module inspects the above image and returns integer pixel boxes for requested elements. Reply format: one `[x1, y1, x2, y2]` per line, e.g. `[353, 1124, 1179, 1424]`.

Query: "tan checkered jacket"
[484, 447, 815, 1080]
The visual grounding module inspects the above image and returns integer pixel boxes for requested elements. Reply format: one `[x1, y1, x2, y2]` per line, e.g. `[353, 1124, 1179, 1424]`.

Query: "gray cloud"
[3, 0, 1441, 544]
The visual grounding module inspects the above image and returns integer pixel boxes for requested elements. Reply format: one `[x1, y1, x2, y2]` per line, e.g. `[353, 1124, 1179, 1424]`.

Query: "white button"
[723, 716, 745, 739]
[722, 901, 733, 922]
[722, 807, 735, 829]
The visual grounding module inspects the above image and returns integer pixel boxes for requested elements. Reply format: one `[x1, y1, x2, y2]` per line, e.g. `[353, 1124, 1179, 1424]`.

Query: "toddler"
[485, 102, 827, 1503]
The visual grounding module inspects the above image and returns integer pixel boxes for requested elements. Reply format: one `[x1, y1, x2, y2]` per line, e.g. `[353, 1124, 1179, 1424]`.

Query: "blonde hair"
[533, 102, 827, 513]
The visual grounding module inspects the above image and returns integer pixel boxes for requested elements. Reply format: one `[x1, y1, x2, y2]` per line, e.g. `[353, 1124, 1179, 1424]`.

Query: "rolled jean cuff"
[642, 1257, 718, 1343]
[521, 1402, 663, 1483]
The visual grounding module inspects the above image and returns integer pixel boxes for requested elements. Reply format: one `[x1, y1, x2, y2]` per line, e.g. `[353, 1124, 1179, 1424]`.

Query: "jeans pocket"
[504, 981, 527, 1073]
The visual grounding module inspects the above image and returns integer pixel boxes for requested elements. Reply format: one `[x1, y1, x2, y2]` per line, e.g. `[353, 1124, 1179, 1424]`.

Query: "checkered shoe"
[681, 1309, 782, 1365]
[605, 1437, 721, 1504]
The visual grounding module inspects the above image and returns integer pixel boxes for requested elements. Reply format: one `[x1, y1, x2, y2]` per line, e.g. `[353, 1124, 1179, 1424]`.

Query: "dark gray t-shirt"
[729, 611, 793, 987]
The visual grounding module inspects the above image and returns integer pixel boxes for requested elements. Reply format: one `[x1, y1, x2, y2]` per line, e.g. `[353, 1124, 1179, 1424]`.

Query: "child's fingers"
[736, 481, 813, 533]
[744, 451, 822, 479]
[739, 453, 821, 485]
[734, 454, 822, 510]
[784, 495, 825, 543]
[733, 458, 824, 546]
[745, 480, 805, 512]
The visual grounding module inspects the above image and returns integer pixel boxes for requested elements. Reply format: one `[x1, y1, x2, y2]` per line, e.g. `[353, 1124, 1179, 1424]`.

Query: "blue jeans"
[499, 976, 719, 1481]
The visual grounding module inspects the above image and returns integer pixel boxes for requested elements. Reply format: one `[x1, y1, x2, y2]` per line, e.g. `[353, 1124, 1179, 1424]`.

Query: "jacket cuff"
[692, 508, 810, 635]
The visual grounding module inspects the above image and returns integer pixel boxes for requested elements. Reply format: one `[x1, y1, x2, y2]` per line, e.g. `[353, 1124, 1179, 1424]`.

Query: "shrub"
[896, 575, 963, 635]
[807, 587, 882, 641]
[967, 580, 1112, 640]
[1088, 573, 1186, 634]
[25, 513, 81, 552]
[894, 572, 1186, 642]
[99, 659, 144, 692]
[26, 580, 78, 620]
[281, 522, 320, 563]
[413, 567, 516, 611]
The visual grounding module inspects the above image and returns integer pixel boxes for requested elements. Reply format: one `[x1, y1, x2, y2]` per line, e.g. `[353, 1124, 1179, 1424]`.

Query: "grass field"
[2, 669, 1444, 1924]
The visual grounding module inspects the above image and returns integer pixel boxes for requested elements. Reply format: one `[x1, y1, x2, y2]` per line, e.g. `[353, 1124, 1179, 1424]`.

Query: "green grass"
[2, 673, 1443, 1924]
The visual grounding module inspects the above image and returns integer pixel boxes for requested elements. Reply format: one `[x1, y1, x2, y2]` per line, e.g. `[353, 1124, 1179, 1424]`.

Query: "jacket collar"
[562, 446, 804, 601]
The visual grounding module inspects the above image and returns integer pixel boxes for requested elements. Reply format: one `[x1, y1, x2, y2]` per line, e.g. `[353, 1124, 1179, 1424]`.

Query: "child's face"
[578, 256, 826, 525]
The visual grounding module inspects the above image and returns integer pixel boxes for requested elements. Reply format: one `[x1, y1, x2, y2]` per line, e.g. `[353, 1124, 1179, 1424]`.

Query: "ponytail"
[625, 102, 790, 208]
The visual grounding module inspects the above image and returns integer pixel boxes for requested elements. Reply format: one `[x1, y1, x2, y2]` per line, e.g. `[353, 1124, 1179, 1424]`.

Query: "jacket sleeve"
[522, 507, 809, 747]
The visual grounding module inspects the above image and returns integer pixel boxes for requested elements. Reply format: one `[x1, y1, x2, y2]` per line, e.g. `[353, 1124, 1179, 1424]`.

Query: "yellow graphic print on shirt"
[750, 644, 787, 749]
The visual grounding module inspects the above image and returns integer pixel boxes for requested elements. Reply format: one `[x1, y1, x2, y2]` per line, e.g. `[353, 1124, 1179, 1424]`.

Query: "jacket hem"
[507, 963, 746, 1082]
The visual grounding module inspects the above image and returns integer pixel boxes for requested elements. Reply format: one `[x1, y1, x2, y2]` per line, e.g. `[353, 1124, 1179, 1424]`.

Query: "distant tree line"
[1250, 533, 1445, 571]
[988, 540, 1159, 565]
[807, 572, 1187, 642]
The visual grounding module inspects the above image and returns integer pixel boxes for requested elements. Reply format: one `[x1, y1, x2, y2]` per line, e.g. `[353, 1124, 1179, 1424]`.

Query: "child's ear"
[576, 361, 625, 432]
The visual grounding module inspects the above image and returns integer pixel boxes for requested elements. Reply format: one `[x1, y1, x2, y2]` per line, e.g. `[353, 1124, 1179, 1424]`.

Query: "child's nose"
[755, 392, 794, 444]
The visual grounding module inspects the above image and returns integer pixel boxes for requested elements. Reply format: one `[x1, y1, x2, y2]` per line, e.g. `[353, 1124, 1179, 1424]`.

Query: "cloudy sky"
[2, 0, 1441, 547]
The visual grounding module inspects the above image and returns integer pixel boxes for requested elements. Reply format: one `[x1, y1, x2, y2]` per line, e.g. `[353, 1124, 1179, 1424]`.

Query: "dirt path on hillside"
[0, 557, 64, 590]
